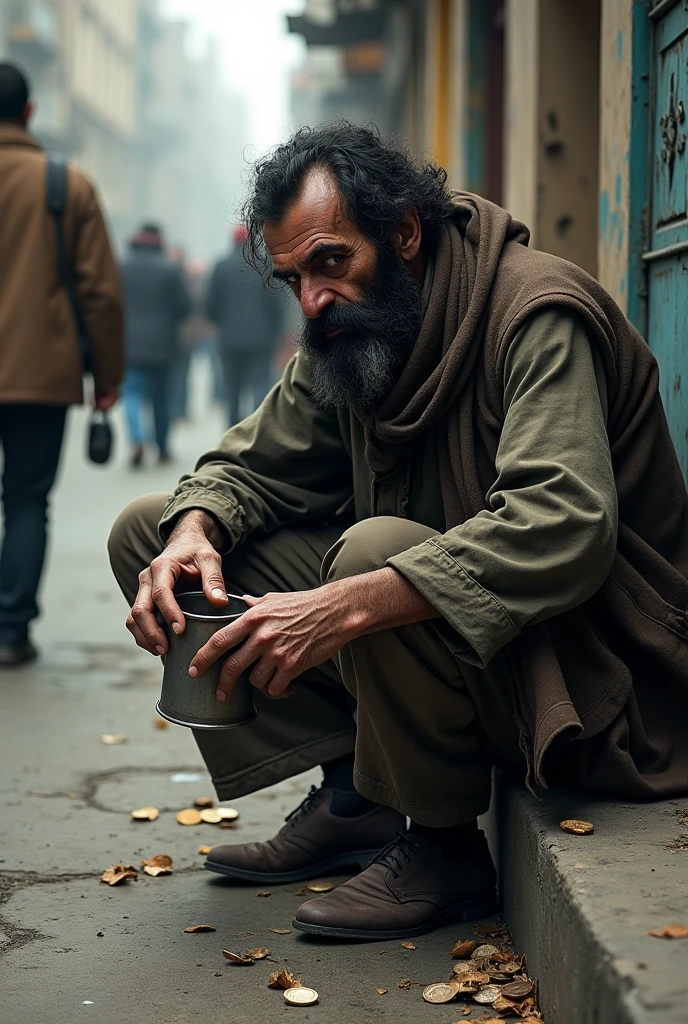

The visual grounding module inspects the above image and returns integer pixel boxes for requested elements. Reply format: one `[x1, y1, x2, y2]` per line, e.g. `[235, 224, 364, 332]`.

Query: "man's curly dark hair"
[241, 121, 455, 280]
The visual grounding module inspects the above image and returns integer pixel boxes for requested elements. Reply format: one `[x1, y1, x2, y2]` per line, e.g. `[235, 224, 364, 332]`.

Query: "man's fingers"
[266, 670, 297, 699]
[126, 613, 162, 656]
[131, 569, 168, 652]
[214, 638, 261, 701]
[149, 559, 184, 632]
[189, 618, 252, 678]
[198, 551, 228, 606]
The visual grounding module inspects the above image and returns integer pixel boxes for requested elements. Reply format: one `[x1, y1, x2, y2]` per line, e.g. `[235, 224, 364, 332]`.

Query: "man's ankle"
[321, 752, 377, 817]
[408, 818, 485, 862]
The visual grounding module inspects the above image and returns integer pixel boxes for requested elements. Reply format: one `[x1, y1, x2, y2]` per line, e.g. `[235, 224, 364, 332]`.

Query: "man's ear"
[394, 207, 422, 263]
[20, 101, 34, 128]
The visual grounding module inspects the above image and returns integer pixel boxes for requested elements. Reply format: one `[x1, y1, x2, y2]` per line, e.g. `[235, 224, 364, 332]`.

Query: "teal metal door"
[645, 0, 688, 480]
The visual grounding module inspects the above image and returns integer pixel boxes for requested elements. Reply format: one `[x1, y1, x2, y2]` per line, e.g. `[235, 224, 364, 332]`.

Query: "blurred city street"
[0, 366, 487, 1023]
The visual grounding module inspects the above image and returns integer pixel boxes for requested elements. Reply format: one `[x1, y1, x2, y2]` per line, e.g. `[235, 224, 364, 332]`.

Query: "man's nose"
[300, 279, 336, 319]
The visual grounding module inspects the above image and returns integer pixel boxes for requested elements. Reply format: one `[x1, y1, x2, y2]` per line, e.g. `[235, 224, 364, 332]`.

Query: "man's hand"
[94, 387, 119, 411]
[127, 510, 228, 656]
[188, 567, 439, 703]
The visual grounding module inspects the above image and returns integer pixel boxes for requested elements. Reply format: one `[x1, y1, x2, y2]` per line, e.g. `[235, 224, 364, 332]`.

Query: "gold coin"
[473, 985, 503, 1005]
[452, 961, 476, 977]
[176, 808, 202, 826]
[305, 880, 333, 893]
[422, 982, 460, 1004]
[194, 796, 214, 808]
[199, 808, 222, 824]
[131, 806, 160, 821]
[560, 818, 594, 835]
[471, 944, 499, 960]
[217, 807, 239, 821]
[502, 979, 534, 999]
[283, 987, 319, 1006]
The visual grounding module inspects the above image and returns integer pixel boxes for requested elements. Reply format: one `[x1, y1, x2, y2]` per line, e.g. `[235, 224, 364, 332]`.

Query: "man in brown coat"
[0, 63, 123, 666]
[109, 123, 688, 940]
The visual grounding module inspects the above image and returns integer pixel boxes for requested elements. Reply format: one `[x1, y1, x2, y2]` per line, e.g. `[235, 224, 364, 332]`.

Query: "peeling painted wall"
[504, 0, 539, 239]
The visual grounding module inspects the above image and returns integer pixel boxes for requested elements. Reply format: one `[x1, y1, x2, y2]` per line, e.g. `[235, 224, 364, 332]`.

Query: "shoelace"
[284, 784, 321, 826]
[372, 830, 421, 879]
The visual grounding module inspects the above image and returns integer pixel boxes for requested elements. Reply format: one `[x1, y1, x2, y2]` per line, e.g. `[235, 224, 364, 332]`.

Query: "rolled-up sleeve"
[388, 309, 618, 668]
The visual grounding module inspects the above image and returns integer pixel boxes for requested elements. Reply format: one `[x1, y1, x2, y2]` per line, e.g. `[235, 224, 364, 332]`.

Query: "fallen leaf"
[268, 927, 292, 935]
[194, 796, 214, 808]
[268, 968, 301, 989]
[198, 845, 212, 855]
[142, 864, 171, 877]
[200, 808, 223, 824]
[183, 924, 216, 933]
[398, 979, 412, 990]
[100, 864, 138, 885]
[245, 947, 270, 960]
[141, 853, 172, 868]
[222, 949, 254, 965]
[560, 818, 594, 835]
[100, 733, 127, 745]
[474, 923, 507, 939]
[377, 988, 388, 995]
[255, 891, 271, 897]
[452, 938, 479, 958]
[176, 808, 202, 826]
[153, 716, 168, 730]
[131, 806, 160, 821]
[401, 941, 416, 950]
[648, 923, 688, 939]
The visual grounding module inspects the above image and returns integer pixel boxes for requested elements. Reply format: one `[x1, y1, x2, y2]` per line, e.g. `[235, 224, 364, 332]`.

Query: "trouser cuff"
[353, 766, 492, 826]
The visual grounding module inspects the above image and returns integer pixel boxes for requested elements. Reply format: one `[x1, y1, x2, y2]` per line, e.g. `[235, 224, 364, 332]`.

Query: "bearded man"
[109, 123, 688, 940]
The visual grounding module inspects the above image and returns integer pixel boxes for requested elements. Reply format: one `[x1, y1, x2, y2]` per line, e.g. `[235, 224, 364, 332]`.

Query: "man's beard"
[298, 241, 423, 410]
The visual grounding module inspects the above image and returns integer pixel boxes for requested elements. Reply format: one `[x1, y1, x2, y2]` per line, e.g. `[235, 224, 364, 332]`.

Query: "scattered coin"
[401, 941, 416, 950]
[489, 962, 520, 978]
[131, 806, 160, 821]
[153, 717, 168, 730]
[245, 947, 270, 960]
[217, 807, 240, 821]
[458, 972, 490, 986]
[183, 924, 216, 933]
[194, 796, 214, 808]
[648, 923, 688, 939]
[305, 880, 333, 893]
[473, 985, 503, 1005]
[471, 944, 499, 960]
[199, 808, 222, 824]
[560, 818, 594, 836]
[451, 938, 478, 958]
[284, 987, 319, 1006]
[222, 950, 254, 965]
[452, 962, 477, 978]
[199, 845, 212, 855]
[100, 733, 127, 745]
[502, 979, 534, 999]
[100, 864, 138, 885]
[422, 982, 460, 1004]
[176, 808, 202, 826]
[268, 928, 292, 935]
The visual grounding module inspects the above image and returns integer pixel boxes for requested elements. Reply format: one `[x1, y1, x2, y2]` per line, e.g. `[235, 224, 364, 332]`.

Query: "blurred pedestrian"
[0, 62, 122, 666]
[206, 225, 285, 426]
[120, 224, 190, 467]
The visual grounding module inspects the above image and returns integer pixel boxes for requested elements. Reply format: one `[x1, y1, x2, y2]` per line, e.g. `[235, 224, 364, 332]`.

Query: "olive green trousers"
[108, 495, 522, 825]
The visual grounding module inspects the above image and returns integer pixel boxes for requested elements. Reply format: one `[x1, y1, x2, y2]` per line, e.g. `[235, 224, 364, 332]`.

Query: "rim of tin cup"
[175, 590, 248, 623]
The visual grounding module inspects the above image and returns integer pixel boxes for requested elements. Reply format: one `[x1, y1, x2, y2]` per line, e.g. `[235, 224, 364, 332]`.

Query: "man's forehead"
[264, 167, 357, 264]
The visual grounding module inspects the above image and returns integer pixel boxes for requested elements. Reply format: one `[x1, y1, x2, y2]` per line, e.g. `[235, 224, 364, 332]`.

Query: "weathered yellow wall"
[598, 0, 633, 312]
[447, 0, 469, 189]
[503, 0, 539, 240]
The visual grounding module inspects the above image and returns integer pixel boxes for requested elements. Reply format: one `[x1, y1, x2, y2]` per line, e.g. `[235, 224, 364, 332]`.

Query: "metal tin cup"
[156, 591, 257, 730]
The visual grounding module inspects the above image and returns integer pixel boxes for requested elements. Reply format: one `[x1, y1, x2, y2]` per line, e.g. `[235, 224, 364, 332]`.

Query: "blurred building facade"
[0, 0, 247, 259]
[290, 0, 687, 480]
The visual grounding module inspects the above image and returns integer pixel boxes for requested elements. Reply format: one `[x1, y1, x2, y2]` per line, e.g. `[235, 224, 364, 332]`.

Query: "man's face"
[264, 168, 423, 409]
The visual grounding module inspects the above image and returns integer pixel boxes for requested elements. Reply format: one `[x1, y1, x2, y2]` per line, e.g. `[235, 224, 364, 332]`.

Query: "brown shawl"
[364, 192, 688, 795]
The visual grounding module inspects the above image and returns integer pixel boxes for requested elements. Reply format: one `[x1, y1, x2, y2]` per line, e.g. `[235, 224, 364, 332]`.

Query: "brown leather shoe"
[204, 785, 406, 884]
[292, 830, 497, 939]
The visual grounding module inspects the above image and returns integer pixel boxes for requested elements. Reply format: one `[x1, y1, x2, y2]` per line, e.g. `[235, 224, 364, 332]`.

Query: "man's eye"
[324, 255, 345, 268]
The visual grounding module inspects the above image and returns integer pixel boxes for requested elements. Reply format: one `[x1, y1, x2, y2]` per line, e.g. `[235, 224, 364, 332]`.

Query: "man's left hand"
[94, 387, 118, 411]
[188, 568, 438, 702]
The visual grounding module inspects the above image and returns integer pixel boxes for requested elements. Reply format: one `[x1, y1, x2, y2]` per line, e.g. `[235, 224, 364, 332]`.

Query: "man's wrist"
[170, 509, 226, 551]
[333, 566, 439, 637]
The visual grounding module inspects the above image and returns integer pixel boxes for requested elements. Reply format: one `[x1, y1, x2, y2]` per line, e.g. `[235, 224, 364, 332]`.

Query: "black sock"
[409, 819, 484, 862]
[321, 753, 376, 817]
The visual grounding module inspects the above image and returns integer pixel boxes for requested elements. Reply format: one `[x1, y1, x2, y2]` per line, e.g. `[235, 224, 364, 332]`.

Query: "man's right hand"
[126, 510, 228, 656]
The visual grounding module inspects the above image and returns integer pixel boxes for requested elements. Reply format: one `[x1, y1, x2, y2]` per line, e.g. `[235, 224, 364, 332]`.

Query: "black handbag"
[46, 154, 114, 465]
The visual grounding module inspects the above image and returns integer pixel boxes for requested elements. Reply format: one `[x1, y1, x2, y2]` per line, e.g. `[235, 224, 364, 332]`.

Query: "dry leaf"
[222, 949, 254, 965]
[245, 947, 270, 960]
[474, 923, 507, 938]
[131, 806, 160, 821]
[176, 808, 202, 826]
[452, 938, 479, 958]
[648, 923, 688, 939]
[398, 979, 411, 990]
[141, 854, 172, 869]
[255, 891, 271, 897]
[268, 927, 292, 935]
[100, 733, 127, 745]
[401, 941, 416, 950]
[198, 845, 212, 855]
[100, 864, 138, 885]
[200, 808, 223, 824]
[142, 864, 171, 877]
[194, 796, 214, 808]
[377, 988, 388, 995]
[268, 968, 301, 990]
[183, 924, 216, 933]
[153, 716, 168, 730]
